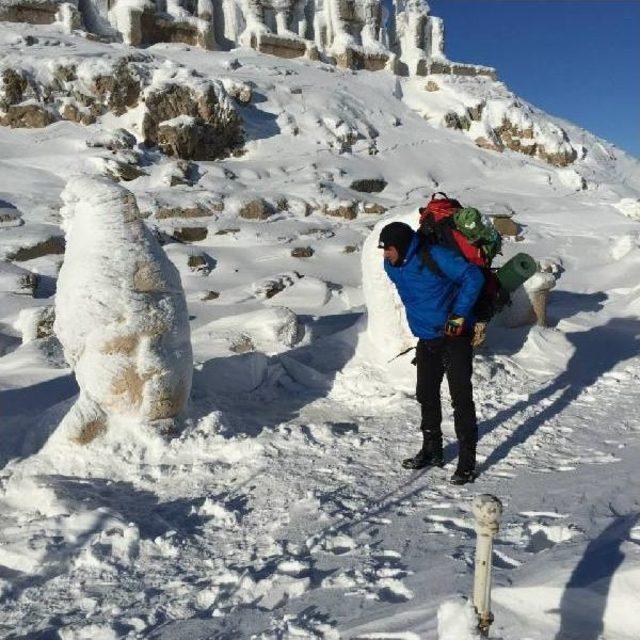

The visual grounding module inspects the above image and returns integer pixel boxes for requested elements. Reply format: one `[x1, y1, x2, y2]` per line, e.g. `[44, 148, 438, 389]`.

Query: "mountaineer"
[378, 220, 485, 485]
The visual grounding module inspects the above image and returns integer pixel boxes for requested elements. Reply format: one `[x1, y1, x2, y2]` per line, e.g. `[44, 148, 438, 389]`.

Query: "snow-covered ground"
[1, 20, 640, 640]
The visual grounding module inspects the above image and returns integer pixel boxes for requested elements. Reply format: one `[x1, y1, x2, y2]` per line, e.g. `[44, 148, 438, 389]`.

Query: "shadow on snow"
[477, 316, 640, 474]
[555, 511, 640, 640]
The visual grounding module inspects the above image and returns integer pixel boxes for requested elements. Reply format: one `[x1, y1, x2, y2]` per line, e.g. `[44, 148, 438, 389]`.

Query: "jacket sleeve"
[431, 247, 485, 318]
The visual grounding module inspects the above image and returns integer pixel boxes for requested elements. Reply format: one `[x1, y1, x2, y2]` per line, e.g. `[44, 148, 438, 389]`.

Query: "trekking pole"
[471, 494, 503, 637]
[386, 345, 416, 363]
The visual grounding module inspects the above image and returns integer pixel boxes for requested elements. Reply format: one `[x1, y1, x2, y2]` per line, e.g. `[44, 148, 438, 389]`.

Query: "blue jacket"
[384, 234, 484, 340]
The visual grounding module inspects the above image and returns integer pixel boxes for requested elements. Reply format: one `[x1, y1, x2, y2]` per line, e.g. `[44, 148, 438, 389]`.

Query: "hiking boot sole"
[401, 458, 445, 470]
[449, 471, 478, 485]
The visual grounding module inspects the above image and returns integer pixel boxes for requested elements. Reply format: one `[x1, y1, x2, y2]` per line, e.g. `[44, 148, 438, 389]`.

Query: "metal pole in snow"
[472, 494, 503, 637]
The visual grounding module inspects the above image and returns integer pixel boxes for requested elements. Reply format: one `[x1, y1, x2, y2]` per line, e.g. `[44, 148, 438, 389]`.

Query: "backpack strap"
[416, 231, 445, 277]
[421, 245, 445, 277]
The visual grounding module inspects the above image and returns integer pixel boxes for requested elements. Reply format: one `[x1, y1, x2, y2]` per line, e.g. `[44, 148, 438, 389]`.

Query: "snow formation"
[54, 176, 193, 443]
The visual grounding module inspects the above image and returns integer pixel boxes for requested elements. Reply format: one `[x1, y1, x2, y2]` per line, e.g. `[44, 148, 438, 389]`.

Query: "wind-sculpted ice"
[54, 176, 193, 443]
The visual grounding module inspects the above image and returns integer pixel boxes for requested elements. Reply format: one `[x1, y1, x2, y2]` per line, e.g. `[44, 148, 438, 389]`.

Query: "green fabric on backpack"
[453, 207, 502, 263]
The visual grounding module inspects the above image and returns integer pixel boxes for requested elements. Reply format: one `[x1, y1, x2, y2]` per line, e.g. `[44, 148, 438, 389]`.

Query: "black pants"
[415, 336, 478, 472]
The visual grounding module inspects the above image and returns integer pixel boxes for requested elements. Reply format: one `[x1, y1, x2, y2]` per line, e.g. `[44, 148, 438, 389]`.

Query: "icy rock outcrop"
[479, 100, 577, 167]
[0, 56, 244, 159]
[0, 0, 67, 24]
[321, 0, 393, 71]
[54, 176, 193, 443]
[432, 83, 578, 167]
[141, 75, 244, 161]
[82, 0, 215, 49]
[0, 102, 57, 128]
[393, 0, 432, 76]
[0, 56, 143, 127]
[6, 234, 65, 261]
[55, 1, 82, 33]
[0, 0, 492, 77]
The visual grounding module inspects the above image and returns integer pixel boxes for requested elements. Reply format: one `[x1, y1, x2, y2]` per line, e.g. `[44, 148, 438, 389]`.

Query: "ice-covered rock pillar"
[197, 0, 213, 20]
[54, 176, 193, 444]
[108, 0, 152, 46]
[56, 2, 82, 33]
[360, 0, 381, 46]
[394, 0, 430, 75]
[326, 0, 355, 52]
[428, 14, 444, 58]
[472, 494, 503, 637]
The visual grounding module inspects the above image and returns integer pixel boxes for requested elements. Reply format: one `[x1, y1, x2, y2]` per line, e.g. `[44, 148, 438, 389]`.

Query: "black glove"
[444, 314, 465, 337]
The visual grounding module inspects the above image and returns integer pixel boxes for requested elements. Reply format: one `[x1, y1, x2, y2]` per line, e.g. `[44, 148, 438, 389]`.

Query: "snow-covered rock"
[142, 75, 244, 160]
[0, 261, 38, 296]
[614, 197, 640, 221]
[361, 209, 415, 364]
[16, 305, 55, 342]
[53, 176, 193, 443]
[193, 306, 303, 355]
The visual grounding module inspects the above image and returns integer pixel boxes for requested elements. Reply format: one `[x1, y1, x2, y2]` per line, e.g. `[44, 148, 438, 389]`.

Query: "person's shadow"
[554, 512, 640, 640]
[474, 316, 640, 473]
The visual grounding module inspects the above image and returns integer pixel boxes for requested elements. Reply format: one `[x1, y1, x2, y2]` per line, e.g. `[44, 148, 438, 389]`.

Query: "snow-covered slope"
[1, 19, 640, 640]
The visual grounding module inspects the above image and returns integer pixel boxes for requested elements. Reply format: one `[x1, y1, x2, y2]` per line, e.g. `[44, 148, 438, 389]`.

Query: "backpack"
[417, 193, 507, 322]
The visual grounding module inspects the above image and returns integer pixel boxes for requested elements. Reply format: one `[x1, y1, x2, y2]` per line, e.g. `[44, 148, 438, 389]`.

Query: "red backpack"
[419, 192, 462, 224]
[417, 192, 503, 321]
[418, 193, 486, 267]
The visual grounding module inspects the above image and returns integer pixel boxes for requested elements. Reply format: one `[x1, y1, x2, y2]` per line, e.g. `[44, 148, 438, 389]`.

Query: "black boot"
[449, 468, 478, 485]
[401, 438, 444, 470]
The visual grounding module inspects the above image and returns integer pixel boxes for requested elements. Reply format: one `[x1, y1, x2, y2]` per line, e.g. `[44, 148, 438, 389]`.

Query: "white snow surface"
[0, 20, 640, 640]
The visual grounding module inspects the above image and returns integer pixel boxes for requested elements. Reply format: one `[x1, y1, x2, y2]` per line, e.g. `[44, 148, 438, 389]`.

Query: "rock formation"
[0, 0, 495, 77]
[0, 56, 244, 159]
[54, 176, 193, 443]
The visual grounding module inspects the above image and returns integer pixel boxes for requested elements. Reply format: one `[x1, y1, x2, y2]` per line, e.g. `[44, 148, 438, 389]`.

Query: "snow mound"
[437, 598, 480, 640]
[264, 276, 331, 311]
[193, 306, 303, 355]
[613, 198, 640, 220]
